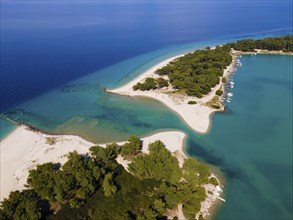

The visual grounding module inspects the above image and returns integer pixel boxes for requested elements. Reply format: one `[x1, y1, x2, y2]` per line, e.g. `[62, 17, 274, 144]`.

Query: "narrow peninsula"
[108, 36, 293, 133]
[1, 36, 292, 220]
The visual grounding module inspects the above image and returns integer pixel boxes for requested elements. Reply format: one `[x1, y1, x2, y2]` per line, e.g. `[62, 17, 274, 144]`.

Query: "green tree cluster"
[156, 77, 169, 88]
[133, 36, 292, 99]
[182, 158, 211, 185]
[155, 47, 232, 97]
[128, 140, 182, 183]
[90, 143, 120, 166]
[133, 77, 169, 91]
[209, 177, 219, 186]
[102, 172, 117, 197]
[4, 35, 291, 219]
[188, 100, 197, 105]
[216, 89, 223, 96]
[26, 151, 103, 209]
[0, 136, 213, 220]
[120, 135, 142, 158]
[49, 164, 162, 220]
[129, 142, 211, 219]
[225, 36, 293, 52]
[0, 190, 41, 220]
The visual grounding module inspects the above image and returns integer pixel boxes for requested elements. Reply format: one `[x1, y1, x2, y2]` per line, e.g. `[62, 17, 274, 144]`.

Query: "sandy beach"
[0, 126, 186, 201]
[0, 125, 224, 219]
[108, 52, 236, 133]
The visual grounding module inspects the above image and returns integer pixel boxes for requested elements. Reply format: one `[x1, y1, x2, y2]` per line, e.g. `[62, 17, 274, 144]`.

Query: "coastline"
[0, 125, 93, 201]
[201, 165, 227, 220]
[0, 125, 186, 201]
[0, 118, 17, 141]
[107, 51, 237, 134]
[0, 125, 224, 220]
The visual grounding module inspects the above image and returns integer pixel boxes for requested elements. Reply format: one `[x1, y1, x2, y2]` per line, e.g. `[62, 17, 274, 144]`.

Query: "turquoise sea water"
[1, 0, 292, 111]
[1, 1, 292, 218]
[0, 40, 226, 143]
[2, 49, 292, 219]
[0, 119, 16, 140]
[187, 55, 293, 219]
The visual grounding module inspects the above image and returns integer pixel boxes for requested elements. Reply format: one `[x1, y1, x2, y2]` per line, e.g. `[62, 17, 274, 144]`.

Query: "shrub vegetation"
[133, 36, 292, 99]
[0, 136, 212, 220]
[155, 47, 232, 98]
[2, 36, 290, 219]
[215, 90, 223, 96]
[133, 77, 168, 91]
[225, 36, 293, 52]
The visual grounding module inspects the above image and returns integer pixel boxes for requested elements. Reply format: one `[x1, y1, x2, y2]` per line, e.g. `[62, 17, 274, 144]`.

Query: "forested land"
[225, 36, 293, 52]
[0, 136, 216, 220]
[133, 36, 293, 98]
[136, 47, 232, 98]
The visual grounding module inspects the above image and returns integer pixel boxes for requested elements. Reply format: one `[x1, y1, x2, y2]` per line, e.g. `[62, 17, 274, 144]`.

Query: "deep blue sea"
[1, 0, 292, 112]
[1, 1, 292, 219]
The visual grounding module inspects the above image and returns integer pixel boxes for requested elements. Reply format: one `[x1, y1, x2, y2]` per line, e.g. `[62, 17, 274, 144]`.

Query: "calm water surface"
[187, 55, 292, 219]
[1, 0, 292, 111]
[1, 1, 292, 219]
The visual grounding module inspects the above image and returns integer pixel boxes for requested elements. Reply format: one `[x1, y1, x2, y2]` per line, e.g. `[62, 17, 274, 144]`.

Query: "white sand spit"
[0, 126, 185, 201]
[0, 126, 93, 201]
[108, 53, 236, 133]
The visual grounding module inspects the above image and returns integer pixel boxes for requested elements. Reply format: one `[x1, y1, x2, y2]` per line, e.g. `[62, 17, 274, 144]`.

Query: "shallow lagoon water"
[187, 55, 292, 219]
[2, 52, 292, 220]
[1, 42, 211, 143]
[0, 119, 16, 140]
[1, 0, 292, 219]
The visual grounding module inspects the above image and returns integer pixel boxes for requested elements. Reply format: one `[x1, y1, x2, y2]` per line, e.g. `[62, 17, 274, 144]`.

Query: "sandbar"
[108, 52, 236, 133]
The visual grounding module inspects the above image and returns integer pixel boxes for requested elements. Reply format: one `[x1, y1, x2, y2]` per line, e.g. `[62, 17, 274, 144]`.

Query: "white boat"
[227, 92, 233, 97]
